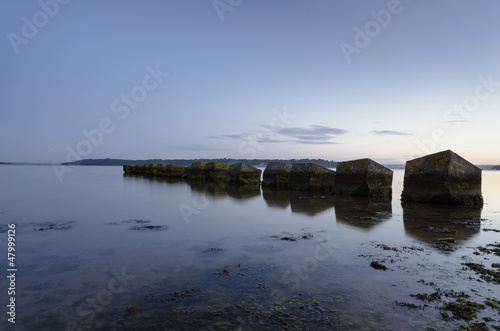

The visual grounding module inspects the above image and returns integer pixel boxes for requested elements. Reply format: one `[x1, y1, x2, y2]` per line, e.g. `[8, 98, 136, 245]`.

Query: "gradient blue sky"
[1, 0, 499, 164]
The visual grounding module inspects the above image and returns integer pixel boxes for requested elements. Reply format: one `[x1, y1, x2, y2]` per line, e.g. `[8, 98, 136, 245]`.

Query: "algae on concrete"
[289, 163, 335, 192]
[228, 163, 261, 185]
[334, 158, 393, 197]
[262, 162, 291, 188]
[402, 150, 483, 205]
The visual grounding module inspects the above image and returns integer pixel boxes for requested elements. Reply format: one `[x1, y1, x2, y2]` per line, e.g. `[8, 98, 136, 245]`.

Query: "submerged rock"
[205, 162, 231, 182]
[183, 161, 206, 181]
[334, 158, 393, 197]
[289, 163, 335, 192]
[402, 150, 483, 205]
[262, 162, 291, 188]
[228, 163, 261, 185]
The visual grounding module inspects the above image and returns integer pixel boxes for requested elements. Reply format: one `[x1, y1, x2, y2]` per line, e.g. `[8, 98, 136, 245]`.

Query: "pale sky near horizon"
[1, 0, 499, 164]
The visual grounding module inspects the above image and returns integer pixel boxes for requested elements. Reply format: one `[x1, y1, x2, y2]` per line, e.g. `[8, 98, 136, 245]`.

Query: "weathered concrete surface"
[159, 164, 186, 177]
[228, 163, 261, 185]
[289, 163, 335, 192]
[262, 162, 292, 188]
[402, 150, 483, 205]
[205, 162, 231, 182]
[183, 161, 206, 181]
[334, 158, 393, 197]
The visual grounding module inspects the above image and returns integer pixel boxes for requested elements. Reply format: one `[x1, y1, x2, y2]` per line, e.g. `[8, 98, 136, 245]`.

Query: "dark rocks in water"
[205, 162, 231, 183]
[289, 163, 335, 192]
[370, 261, 387, 271]
[183, 161, 206, 181]
[228, 163, 261, 185]
[129, 225, 166, 231]
[334, 158, 393, 197]
[402, 150, 483, 205]
[262, 162, 291, 188]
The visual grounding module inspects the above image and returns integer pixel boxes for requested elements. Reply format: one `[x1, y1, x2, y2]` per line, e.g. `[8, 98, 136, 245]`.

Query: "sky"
[1, 0, 499, 165]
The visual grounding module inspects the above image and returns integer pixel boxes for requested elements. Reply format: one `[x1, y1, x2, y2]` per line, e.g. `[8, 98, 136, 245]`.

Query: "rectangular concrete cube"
[228, 163, 261, 185]
[289, 163, 335, 192]
[262, 162, 291, 188]
[402, 150, 483, 205]
[183, 161, 206, 181]
[334, 158, 393, 197]
[205, 162, 231, 182]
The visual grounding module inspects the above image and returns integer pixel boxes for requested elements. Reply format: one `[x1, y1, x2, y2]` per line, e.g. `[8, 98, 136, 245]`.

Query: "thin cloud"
[209, 134, 246, 140]
[372, 130, 412, 136]
[173, 144, 232, 151]
[208, 125, 348, 146]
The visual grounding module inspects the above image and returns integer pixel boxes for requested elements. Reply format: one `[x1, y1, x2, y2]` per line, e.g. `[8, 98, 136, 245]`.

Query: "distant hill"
[61, 158, 338, 168]
[493, 165, 500, 171]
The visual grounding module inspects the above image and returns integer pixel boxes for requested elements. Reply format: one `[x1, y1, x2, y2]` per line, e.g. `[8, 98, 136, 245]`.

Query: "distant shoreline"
[1, 159, 499, 170]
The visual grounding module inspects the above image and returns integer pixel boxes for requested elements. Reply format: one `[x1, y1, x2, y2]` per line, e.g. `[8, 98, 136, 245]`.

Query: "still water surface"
[0, 166, 499, 330]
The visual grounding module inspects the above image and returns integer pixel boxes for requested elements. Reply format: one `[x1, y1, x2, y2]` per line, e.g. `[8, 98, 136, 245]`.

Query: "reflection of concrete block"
[262, 162, 291, 188]
[402, 150, 483, 205]
[289, 163, 335, 192]
[334, 158, 393, 197]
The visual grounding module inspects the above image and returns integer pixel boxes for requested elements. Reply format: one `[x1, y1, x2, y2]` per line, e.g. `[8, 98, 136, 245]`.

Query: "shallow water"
[0, 165, 499, 330]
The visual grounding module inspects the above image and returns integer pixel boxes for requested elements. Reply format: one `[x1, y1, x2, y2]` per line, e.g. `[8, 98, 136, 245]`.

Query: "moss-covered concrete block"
[183, 161, 206, 181]
[289, 163, 335, 192]
[262, 162, 291, 188]
[165, 164, 186, 177]
[123, 165, 131, 173]
[228, 163, 261, 185]
[134, 165, 145, 174]
[402, 150, 483, 205]
[334, 158, 393, 197]
[205, 162, 231, 182]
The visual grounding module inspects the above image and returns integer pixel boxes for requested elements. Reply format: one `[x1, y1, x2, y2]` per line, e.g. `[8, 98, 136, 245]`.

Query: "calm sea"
[0, 165, 499, 330]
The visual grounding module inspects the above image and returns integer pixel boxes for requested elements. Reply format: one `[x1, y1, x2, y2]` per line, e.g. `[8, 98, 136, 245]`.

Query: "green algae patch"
[183, 161, 207, 181]
[228, 163, 261, 185]
[205, 162, 231, 183]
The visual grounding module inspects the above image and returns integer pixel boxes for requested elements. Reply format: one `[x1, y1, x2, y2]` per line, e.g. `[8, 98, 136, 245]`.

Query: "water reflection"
[262, 187, 290, 208]
[334, 196, 392, 229]
[402, 202, 482, 244]
[262, 188, 336, 215]
[185, 179, 261, 200]
[289, 192, 336, 215]
[123, 173, 186, 185]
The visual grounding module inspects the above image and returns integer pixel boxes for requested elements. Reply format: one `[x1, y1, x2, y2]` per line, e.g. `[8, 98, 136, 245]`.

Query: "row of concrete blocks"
[124, 162, 262, 185]
[123, 149, 483, 206]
